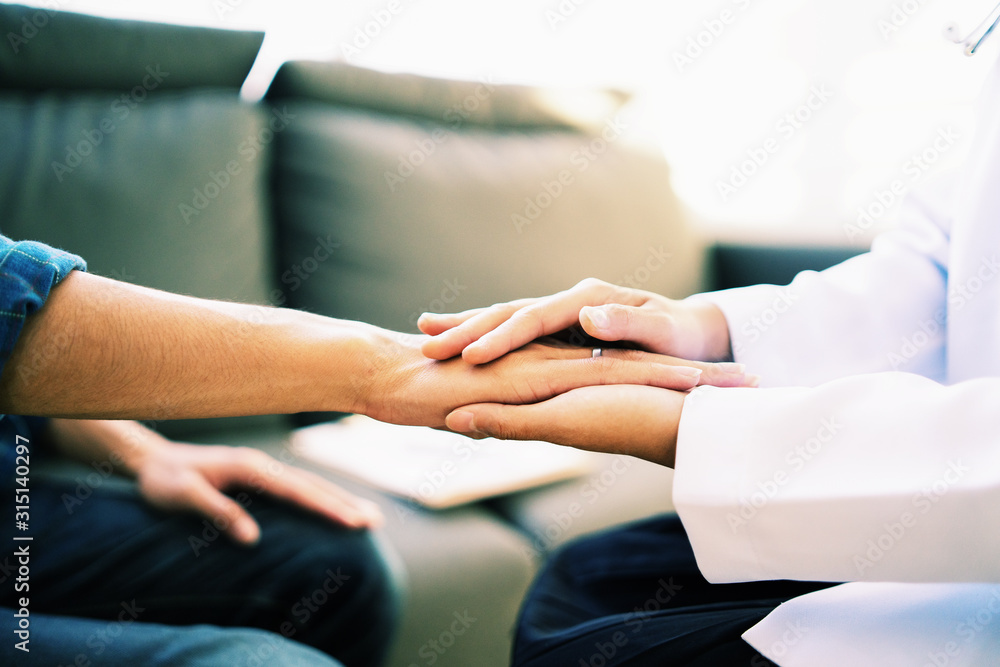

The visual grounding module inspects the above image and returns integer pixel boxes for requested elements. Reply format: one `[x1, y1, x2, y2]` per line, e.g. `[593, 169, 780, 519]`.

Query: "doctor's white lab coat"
[672, 55, 1000, 665]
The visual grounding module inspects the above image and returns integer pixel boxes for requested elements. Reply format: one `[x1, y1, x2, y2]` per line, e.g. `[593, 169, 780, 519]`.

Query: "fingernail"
[447, 411, 477, 433]
[582, 306, 610, 330]
[673, 366, 703, 379]
[236, 520, 260, 545]
[746, 374, 762, 388]
[717, 362, 746, 374]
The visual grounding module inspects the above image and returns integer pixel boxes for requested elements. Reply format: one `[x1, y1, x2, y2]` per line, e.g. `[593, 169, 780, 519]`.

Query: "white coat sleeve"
[672, 372, 1000, 584]
[698, 180, 954, 386]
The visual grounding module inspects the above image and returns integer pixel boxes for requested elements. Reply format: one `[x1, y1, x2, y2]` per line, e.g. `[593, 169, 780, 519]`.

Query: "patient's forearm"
[0, 271, 375, 419]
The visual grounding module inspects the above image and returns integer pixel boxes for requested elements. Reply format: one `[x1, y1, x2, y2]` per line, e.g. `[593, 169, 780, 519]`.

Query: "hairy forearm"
[0, 272, 378, 419]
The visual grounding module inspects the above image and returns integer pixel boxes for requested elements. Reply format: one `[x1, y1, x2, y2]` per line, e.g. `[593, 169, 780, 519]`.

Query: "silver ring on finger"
[592, 347, 603, 358]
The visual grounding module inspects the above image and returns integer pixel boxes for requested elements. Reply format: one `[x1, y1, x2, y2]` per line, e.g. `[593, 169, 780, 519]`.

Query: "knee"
[288, 529, 403, 666]
[307, 530, 403, 629]
[172, 626, 343, 667]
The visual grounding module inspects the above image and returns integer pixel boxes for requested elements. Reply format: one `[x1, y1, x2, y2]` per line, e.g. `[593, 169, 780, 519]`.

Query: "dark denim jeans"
[0, 477, 399, 666]
[513, 515, 835, 667]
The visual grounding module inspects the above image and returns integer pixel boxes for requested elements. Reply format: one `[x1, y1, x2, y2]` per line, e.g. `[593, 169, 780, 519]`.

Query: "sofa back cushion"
[266, 60, 630, 132]
[0, 92, 274, 307]
[0, 8, 279, 437]
[266, 62, 703, 336]
[0, 4, 264, 92]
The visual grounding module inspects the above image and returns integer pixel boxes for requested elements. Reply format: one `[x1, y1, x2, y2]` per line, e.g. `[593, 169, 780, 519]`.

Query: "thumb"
[182, 476, 262, 546]
[446, 404, 549, 442]
[580, 304, 674, 352]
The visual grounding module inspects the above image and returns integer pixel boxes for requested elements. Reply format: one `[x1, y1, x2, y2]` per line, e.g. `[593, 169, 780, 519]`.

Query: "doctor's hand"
[419, 278, 736, 367]
[444, 384, 687, 467]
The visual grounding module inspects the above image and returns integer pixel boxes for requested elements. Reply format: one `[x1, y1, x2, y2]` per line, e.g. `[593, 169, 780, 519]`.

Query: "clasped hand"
[416, 279, 752, 467]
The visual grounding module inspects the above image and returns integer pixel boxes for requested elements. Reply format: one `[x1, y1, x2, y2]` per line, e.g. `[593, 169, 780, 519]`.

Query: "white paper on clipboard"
[290, 415, 600, 509]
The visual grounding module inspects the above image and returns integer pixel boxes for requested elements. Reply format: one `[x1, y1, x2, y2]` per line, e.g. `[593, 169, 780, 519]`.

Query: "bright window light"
[16, 0, 999, 243]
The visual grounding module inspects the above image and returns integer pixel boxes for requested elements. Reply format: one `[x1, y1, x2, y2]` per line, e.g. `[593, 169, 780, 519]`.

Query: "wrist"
[115, 424, 171, 477]
[663, 391, 686, 468]
[271, 312, 389, 416]
[685, 298, 734, 362]
[46, 418, 170, 478]
[348, 326, 424, 422]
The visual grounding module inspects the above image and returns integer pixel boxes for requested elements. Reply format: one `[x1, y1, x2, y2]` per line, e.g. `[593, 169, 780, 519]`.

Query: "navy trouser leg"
[513, 514, 835, 667]
[0, 477, 400, 666]
[1, 613, 342, 666]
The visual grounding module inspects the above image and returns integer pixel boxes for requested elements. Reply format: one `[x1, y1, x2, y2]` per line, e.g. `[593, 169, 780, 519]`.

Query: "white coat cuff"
[673, 384, 776, 583]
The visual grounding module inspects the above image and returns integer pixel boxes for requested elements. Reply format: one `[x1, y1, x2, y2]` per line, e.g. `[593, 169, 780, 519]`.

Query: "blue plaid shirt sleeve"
[0, 234, 87, 383]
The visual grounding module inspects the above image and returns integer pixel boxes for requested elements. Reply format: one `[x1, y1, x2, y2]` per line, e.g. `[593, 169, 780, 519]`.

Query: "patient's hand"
[360, 332, 739, 429]
[47, 418, 383, 545]
[446, 384, 687, 468]
[419, 278, 736, 369]
[135, 441, 384, 544]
